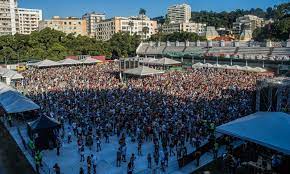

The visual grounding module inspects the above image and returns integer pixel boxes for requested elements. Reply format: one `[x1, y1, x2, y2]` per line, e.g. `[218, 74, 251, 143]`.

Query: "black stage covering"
[27, 116, 60, 150]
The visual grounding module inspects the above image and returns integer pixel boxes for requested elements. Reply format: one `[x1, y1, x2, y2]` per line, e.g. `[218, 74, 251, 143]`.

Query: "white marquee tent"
[34, 59, 61, 68]
[217, 112, 290, 155]
[152, 57, 181, 65]
[0, 68, 23, 85]
[124, 66, 164, 76]
[191, 63, 267, 72]
[139, 58, 157, 64]
[80, 57, 103, 64]
[58, 58, 82, 65]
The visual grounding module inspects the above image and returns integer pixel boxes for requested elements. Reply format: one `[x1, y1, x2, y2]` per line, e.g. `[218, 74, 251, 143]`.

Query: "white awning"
[0, 68, 23, 80]
[152, 57, 181, 65]
[80, 57, 103, 64]
[2, 70, 24, 79]
[139, 58, 157, 63]
[124, 66, 164, 76]
[58, 58, 82, 65]
[217, 112, 290, 155]
[34, 59, 61, 68]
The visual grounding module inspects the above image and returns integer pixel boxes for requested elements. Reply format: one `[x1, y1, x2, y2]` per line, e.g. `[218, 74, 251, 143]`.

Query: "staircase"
[234, 47, 239, 54]
[269, 47, 274, 56]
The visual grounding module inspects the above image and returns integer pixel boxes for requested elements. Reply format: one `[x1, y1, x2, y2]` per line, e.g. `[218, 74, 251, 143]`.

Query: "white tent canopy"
[192, 62, 205, 68]
[2, 70, 24, 80]
[139, 58, 157, 64]
[34, 59, 61, 68]
[217, 112, 290, 155]
[124, 66, 164, 76]
[252, 67, 267, 73]
[152, 57, 181, 65]
[0, 83, 39, 113]
[58, 58, 82, 65]
[191, 63, 267, 73]
[80, 57, 103, 64]
[0, 68, 10, 76]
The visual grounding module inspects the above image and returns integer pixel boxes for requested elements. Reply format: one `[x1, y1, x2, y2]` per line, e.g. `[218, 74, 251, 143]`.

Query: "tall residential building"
[39, 16, 87, 36]
[82, 12, 105, 37]
[233, 15, 264, 35]
[167, 4, 191, 23]
[162, 22, 206, 35]
[17, 8, 42, 35]
[95, 15, 157, 41]
[0, 0, 18, 36]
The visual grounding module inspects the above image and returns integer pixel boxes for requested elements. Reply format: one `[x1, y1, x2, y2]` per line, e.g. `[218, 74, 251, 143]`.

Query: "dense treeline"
[0, 29, 141, 64]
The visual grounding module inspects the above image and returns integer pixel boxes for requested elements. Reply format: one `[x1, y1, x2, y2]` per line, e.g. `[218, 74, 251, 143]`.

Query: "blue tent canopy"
[0, 83, 40, 114]
[217, 112, 290, 155]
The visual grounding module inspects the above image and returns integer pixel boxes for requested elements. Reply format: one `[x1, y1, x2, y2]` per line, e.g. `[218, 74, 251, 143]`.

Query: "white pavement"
[1, 118, 243, 174]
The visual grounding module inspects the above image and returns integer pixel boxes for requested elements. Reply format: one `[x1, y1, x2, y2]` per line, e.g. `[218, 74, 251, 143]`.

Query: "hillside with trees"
[253, 3, 290, 41]
[190, 2, 290, 41]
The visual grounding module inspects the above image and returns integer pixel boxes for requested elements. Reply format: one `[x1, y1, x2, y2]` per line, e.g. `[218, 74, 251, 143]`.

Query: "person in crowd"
[91, 154, 97, 174]
[53, 163, 61, 174]
[127, 161, 133, 174]
[213, 141, 219, 159]
[79, 167, 84, 174]
[195, 150, 201, 167]
[147, 153, 152, 168]
[117, 148, 122, 167]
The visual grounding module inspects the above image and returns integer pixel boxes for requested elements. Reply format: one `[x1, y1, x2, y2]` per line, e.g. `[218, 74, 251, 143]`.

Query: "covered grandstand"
[136, 41, 290, 62]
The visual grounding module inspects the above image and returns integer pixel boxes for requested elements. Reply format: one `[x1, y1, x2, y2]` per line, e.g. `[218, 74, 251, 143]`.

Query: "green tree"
[0, 47, 17, 64]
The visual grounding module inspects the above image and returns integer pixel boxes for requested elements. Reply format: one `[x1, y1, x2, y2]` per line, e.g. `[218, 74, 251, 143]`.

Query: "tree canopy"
[253, 3, 290, 41]
[0, 28, 141, 64]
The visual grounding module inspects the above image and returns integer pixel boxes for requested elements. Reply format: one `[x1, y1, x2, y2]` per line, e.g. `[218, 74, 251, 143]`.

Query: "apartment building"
[233, 15, 265, 35]
[95, 15, 157, 41]
[0, 0, 18, 36]
[82, 12, 105, 37]
[162, 22, 206, 35]
[39, 16, 87, 36]
[167, 4, 191, 23]
[17, 8, 42, 35]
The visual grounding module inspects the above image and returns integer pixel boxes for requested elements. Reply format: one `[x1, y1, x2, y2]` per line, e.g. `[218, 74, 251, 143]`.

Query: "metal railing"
[17, 127, 53, 174]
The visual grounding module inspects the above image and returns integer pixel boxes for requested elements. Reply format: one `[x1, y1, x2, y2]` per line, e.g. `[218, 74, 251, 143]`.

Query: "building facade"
[205, 26, 220, 40]
[82, 12, 105, 37]
[95, 16, 157, 41]
[0, 0, 18, 36]
[17, 8, 42, 35]
[39, 16, 87, 36]
[233, 15, 265, 35]
[167, 4, 191, 23]
[162, 22, 206, 35]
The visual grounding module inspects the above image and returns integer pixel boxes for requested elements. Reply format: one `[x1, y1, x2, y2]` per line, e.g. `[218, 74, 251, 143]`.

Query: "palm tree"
[142, 26, 149, 40]
[128, 21, 134, 35]
[139, 8, 146, 16]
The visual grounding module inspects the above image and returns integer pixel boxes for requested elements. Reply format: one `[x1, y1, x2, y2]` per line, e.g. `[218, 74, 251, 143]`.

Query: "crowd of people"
[17, 63, 274, 174]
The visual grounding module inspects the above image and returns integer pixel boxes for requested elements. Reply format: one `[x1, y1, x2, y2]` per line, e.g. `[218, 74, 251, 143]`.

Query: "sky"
[19, 0, 288, 19]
